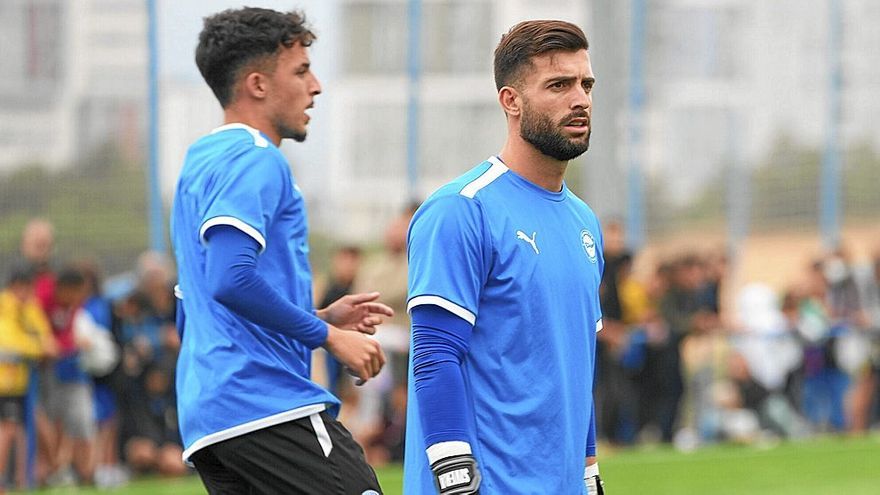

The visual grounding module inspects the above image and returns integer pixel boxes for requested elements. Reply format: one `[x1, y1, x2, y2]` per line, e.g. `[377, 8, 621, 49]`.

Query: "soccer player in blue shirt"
[171, 8, 390, 494]
[404, 20, 606, 494]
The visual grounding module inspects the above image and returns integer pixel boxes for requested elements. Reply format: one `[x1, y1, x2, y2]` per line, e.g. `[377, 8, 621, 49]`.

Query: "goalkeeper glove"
[585, 463, 604, 495]
[428, 442, 481, 494]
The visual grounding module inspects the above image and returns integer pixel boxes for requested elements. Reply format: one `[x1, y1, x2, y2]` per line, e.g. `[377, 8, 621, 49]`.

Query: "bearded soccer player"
[404, 20, 606, 494]
[171, 8, 389, 494]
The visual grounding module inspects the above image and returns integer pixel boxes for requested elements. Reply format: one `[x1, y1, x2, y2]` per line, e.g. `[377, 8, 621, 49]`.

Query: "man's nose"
[311, 74, 322, 96]
[572, 86, 590, 110]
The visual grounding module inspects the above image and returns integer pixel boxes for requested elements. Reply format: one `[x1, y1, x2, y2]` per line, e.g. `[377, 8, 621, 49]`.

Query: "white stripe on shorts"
[309, 413, 333, 457]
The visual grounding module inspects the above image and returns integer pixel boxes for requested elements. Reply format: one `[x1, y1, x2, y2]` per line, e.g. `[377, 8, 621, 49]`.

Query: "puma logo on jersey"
[516, 230, 539, 254]
[438, 468, 471, 489]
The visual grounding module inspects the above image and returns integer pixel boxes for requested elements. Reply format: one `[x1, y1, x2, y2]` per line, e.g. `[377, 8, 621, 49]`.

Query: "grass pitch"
[16, 435, 879, 494]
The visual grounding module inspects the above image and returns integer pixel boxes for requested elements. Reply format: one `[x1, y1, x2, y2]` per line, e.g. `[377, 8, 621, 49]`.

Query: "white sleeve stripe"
[596, 319, 603, 333]
[407, 296, 476, 326]
[459, 156, 508, 198]
[426, 441, 472, 465]
[199, 216, 266, 253]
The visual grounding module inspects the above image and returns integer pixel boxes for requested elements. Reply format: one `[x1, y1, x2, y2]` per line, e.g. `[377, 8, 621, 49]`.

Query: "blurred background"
[0, 0, 878, 493]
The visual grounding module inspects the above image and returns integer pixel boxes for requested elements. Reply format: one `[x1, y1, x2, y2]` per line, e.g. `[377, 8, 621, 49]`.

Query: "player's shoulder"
[565, 188, 601, 223]
[410, 158, 507, 233]
[426, 156, 509, 205]
[188, 124, 286, 174]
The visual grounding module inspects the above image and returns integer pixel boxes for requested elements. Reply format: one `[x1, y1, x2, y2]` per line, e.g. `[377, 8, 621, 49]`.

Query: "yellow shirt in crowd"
[0, 290, 54, 396]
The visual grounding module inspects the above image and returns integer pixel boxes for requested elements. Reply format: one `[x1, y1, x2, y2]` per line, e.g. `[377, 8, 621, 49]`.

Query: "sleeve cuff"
[426, 441, 472, 465]
[584, 463, 599, 478]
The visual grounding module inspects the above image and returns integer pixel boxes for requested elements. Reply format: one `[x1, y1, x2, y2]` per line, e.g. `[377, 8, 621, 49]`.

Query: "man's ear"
[241, 71, 270, 100]
[498, 86, 521, 117]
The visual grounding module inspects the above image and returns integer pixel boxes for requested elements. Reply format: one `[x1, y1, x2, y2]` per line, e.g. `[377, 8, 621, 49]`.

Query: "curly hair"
[493, 20, 588, 91]
[195, 7, 316, 108]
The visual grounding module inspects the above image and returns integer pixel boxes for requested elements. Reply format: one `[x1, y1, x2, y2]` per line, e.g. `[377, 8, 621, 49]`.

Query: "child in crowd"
[0, 267, 57, 490]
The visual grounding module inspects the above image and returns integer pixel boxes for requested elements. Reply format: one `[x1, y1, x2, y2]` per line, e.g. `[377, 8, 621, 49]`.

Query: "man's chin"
[277, 123, 308, 143]
[285, 129, 308, 142]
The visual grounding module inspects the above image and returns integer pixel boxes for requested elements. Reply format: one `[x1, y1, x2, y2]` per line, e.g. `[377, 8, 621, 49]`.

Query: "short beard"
[520, 102, 590, 161]
[280, 125, 307, 143]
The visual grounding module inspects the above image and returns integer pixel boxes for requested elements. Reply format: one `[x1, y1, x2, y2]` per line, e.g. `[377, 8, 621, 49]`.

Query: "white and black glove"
[585, 463, 604, 495]
[428, 442, 481, 494]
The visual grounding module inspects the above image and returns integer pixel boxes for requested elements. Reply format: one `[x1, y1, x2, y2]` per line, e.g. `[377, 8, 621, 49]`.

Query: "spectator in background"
[675, 255, 727, 448]
[18, 219, 59, 486]
[319, 246, 363, 309]
[42, 268, 98, 486]
[700, 250, 728, 316]
[824, 248, 865, 327]
[76, 261, 128, 488]
[595, 220, 632, 444]
[731, 283, 808, 440]
[598, 219, 629, 325]
[797, 259, 849, 431]
[596, 251, 643, 445]
[348, 204, 417, 465]
[869, 255, 880, 428]
[136, 252, 177, 331]
[114, 260, 184, 478]
[354, 204, 416, 384]
[649, 254, 716, 442]
[0, 266, 57, 490]
[845, 249, 880, 432]
[862, 254, 880, 429]
[317, 246, 362, 395]
[20, 219, 56, 310]
[121, 356, 185, 478]
[594, 221, 628, 443]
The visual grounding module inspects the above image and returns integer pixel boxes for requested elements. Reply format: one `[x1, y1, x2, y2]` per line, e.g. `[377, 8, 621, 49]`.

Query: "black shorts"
[190, 411, 382, 495]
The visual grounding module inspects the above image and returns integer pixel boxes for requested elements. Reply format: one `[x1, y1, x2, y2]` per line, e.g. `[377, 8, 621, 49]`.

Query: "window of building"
[342, 2, 408, 74]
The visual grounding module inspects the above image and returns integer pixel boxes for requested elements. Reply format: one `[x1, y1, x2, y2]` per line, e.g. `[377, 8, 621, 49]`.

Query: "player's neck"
[222, 107, 281, 147]
[498, 137, 567, 192]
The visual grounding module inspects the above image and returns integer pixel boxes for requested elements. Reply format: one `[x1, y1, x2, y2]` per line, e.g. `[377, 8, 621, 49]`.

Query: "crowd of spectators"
[2, 213, 878, 491]
[0, 219, 185, 491]
[594, 220, 880, 450]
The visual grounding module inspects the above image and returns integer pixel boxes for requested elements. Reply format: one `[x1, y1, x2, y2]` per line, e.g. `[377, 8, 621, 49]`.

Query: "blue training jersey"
[404, 156, 604, 494]
[171, 123, 338, 461]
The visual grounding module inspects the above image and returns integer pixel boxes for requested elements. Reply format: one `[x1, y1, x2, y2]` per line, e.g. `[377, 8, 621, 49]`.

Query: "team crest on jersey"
[580, 229, 598, 263]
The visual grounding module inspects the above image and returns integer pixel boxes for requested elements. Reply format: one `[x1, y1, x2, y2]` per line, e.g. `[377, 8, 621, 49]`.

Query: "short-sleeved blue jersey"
[171, 123, 338, 461]
[404, 156, 604, 494]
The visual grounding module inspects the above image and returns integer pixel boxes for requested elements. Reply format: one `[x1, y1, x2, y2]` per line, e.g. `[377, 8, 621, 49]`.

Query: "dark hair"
[6, 264, 34, 286]
[196, 7, 316, 107]
[56, 267, 86, 288]
[493, 20, 589, 91]
[71, 259, 103, 295]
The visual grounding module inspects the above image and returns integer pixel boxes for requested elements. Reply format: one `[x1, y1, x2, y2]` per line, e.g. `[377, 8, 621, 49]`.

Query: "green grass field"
[15, 435, 879, 494]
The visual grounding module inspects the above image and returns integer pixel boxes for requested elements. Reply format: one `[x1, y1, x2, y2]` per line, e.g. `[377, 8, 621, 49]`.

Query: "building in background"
[0, 0, 147, 169]
[1, 0, 878, 244]
[317, 0, 588, 241]
[586, 0, 880, 228]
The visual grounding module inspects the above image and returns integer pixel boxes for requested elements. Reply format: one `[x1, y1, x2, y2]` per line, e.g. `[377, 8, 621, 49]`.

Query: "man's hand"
[323, 325, 386, 384]
[431, 454, 481, 494]
[585, 463, 604, 495]
[317, 292, 394, 334]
